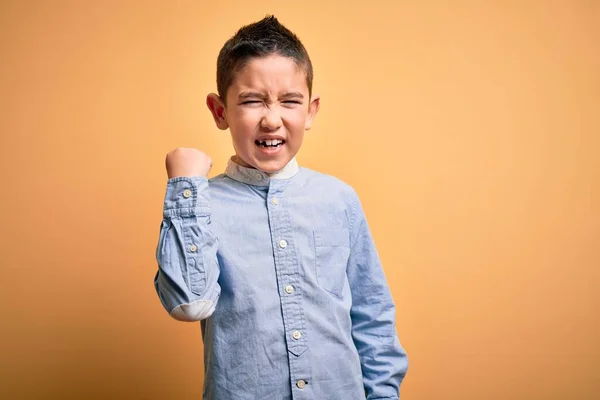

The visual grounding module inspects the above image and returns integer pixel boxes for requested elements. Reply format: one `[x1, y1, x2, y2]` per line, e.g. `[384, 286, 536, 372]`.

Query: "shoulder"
[205, 173, 239, 198]
[298, 167, 366, 234]
[298, 167, 360, 203]
[208, 173, 228, 185]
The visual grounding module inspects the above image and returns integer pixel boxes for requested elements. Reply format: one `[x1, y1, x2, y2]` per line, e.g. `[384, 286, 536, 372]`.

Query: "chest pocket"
[314, 229, 350, 298]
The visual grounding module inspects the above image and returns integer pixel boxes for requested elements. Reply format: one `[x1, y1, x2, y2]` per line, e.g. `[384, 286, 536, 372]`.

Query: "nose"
[260, 108, 282, 131]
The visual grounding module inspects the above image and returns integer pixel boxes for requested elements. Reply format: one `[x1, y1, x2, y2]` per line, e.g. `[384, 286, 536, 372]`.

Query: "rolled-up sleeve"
[154, 176, 220, 322]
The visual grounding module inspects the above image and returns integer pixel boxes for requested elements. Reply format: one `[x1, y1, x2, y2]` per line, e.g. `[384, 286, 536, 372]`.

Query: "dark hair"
[216, 15, 313, 103]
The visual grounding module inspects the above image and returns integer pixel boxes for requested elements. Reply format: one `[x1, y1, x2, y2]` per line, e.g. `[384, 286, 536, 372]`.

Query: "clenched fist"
[165, 147, 213, 179]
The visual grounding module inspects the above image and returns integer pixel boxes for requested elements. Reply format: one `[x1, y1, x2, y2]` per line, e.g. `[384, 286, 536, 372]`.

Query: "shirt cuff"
[163, 176, 211, 217]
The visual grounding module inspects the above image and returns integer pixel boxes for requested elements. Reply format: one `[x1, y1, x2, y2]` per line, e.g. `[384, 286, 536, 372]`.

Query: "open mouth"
[255, 139, 285, 148]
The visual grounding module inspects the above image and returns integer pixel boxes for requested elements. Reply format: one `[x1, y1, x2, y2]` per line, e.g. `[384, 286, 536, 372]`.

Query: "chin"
[255, 158, 289, 174]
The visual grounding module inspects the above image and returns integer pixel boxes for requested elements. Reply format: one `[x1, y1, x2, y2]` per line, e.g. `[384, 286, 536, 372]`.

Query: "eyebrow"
[280, 92, 304, 99]
[238, 91, 305, 100]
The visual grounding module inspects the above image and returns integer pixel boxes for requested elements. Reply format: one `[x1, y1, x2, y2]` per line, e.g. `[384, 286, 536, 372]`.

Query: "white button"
[292, 330, 302, 340]
[284, 285, 294, 294]
[296, 380, 306, 389]
[183, 189, 192, 198]
[279, 240, 287, 249]
[272, 197, 279, 205]
[189, 244, 197, 252]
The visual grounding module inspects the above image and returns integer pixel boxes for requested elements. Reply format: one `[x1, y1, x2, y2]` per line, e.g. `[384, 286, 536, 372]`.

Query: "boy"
[155, 15, 408, 400]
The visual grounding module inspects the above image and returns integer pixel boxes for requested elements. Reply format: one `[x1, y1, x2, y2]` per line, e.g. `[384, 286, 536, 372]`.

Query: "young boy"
[155, 15, 408, 400]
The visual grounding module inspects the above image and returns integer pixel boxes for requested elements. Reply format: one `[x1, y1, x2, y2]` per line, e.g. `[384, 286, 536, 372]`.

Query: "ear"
[206, 93, 229, 130]
[304, 94, 320, 130]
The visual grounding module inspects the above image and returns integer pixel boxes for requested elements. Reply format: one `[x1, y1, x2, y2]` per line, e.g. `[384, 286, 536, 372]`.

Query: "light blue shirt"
[154, 158, 408, 400]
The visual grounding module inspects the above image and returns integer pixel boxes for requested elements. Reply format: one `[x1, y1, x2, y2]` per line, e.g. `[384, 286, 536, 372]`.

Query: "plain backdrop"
[0, 1, 598, 399]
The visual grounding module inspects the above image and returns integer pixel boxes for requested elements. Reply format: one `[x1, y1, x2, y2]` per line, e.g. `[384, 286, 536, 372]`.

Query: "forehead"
[229, 55, 308, 95]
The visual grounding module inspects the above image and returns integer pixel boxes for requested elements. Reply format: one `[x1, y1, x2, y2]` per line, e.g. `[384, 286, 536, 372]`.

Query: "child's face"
[207, 55, 320, 173]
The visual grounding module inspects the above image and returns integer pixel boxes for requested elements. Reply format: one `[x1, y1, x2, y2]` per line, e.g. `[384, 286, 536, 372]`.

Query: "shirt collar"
[225, 156, 299, 186]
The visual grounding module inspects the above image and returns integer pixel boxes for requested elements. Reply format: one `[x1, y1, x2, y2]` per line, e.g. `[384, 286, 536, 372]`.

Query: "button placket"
[267, 181, 310, 393]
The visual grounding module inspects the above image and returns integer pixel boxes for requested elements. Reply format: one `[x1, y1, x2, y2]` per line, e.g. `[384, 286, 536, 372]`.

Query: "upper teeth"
[261, 139, 283, 145]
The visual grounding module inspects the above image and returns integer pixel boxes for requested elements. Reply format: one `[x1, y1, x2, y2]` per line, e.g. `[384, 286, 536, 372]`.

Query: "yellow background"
[1, 1, 598, 399]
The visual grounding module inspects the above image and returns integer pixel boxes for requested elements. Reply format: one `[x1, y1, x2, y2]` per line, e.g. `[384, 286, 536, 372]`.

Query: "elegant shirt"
[154, 158, 408, 400]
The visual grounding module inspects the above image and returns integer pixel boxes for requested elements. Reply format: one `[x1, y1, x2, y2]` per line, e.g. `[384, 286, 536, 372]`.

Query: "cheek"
[282, 109, 308, 129]
[230, 112, 257, 135]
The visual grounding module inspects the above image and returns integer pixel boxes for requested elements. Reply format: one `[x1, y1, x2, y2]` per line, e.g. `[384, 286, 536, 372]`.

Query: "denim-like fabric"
[154, 161, 408, 400]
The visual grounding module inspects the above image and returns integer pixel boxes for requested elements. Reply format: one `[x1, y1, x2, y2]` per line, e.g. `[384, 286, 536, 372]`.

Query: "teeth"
[257, 139, 283, 147]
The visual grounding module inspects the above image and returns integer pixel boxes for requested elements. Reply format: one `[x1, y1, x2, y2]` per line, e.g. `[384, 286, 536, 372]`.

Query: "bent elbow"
[169, 299, 216, 322]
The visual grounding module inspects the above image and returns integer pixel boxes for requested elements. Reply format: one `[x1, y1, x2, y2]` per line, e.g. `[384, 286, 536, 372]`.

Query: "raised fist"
[165, 147, 213, 179]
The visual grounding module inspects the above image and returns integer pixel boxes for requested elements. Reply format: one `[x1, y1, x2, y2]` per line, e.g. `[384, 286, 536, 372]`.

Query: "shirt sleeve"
[346, 190, 409, 399]
[154, 176, 221, 322]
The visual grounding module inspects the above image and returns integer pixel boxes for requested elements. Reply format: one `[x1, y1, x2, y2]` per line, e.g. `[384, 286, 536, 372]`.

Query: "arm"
[347, 192, 408, 399]
[154, 148, 220, 322]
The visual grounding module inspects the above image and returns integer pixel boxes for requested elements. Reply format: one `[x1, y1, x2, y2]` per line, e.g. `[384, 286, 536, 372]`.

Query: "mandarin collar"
[224, 157, 299, 186]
